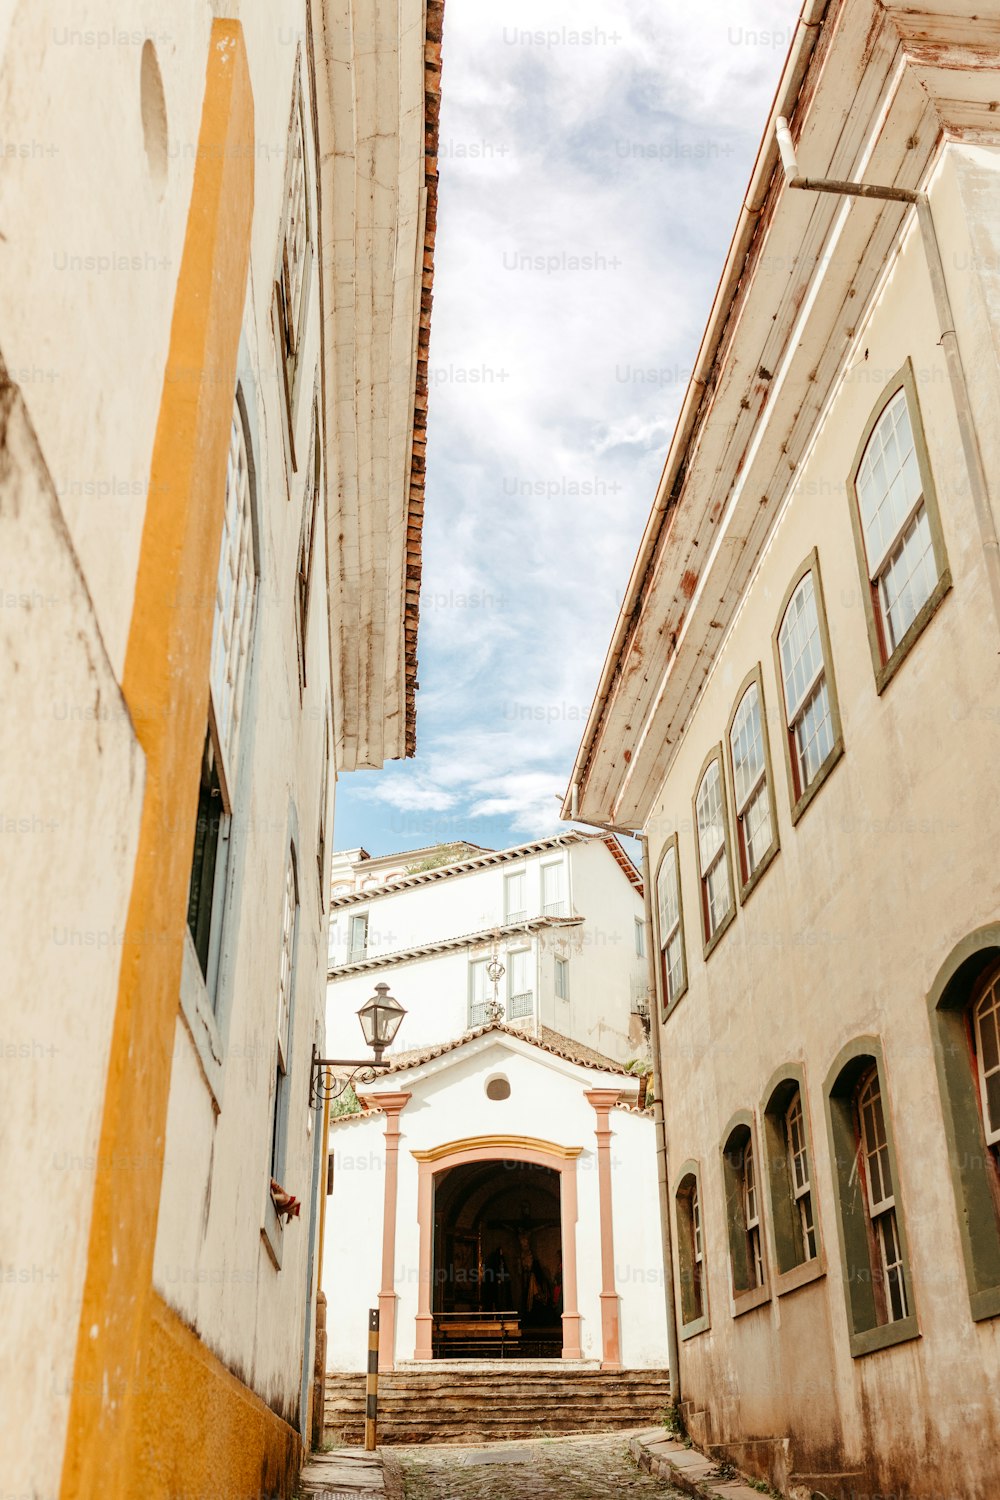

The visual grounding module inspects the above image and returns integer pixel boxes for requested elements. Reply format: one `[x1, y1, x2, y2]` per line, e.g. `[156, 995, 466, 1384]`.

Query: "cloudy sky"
[335, 0, 800, 858]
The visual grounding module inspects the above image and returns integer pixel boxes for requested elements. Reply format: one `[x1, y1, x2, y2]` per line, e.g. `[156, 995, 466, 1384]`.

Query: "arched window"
[721, 1118, 769, 1308]
[856, 1068, 908, 1326]
[929, 931, 1000, 1322]
[826, 1041, 917, 1355]
[727, 669, 778, 895]
[693, 752, 734, 952]
[675, 1167, 708, 1334]
[785, 1092, 817, 1264]
[973, 967, 1000, 1148]
[849, 363, 949, 687]
[762, 1070, 822, 1287]
[774, 553, 842, 822]
[655, 837, 686, 1012]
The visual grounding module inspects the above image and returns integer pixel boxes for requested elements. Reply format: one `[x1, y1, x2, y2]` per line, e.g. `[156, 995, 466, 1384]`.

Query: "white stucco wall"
[326, 840, 647, 1064]
[322, 1032, 668, 1371]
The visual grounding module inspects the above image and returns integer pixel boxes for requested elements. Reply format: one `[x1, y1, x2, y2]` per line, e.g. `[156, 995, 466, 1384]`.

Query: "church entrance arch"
[412, 1136, 582, 1361]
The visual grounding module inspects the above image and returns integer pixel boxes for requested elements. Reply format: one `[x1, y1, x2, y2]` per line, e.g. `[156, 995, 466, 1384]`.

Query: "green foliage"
[329, 1084, 360, 1117]
[404, 843, 473, 874]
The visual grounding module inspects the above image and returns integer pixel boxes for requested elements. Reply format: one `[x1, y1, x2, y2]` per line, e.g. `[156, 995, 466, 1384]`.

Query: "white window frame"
[469, 957, 492, 1028]
[785, 1091, 817, 1262]
[728, 677, 775, 888]
[634, 917, 645, 959]
[271, 849, 299, 1184]
[295, 397, 321, 685]
[694, 755, 733, 948]
[211, 392, 259, 807]
[507, 946, 533, 1019]
[504, 868, 527, 925]
[742, 1138, 765, 1290]
[540, 859, 566, 917]
[554, 955, 569, 1001]
[974, 971, 1000, 1149]
[656, 839, 686, 1008]
[850, 370, 947, 675]
[348, 912, 369, 964]
[774, 557, 841, 816]
[857, 1069, 908, 1324]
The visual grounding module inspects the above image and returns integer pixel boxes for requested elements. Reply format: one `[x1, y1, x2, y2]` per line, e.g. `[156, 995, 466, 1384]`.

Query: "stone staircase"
[324, 1363, 672, 1445]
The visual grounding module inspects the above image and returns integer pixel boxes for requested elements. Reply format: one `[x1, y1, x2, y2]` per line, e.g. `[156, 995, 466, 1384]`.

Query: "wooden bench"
[432, 1312, 520, 1356]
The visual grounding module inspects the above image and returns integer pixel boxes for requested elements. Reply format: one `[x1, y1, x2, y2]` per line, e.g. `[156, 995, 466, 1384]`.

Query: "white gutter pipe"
[776, 117, 1000, 642]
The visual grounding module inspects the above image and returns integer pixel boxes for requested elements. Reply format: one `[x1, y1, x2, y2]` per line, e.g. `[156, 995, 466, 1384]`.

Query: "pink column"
[414, 1160, 435, 1360]
[586, 1088, 623, 1370]
[559, 1156, 583, 1359]
[376, 1092, 411, 1372]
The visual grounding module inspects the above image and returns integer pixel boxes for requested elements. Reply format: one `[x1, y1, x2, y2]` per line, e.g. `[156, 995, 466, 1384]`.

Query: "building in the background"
[323, 1024, 669, 1381]
[1, 4, 441, 1498]
[564, 2, 1000, 1496]
[327, 834, 650, 1065]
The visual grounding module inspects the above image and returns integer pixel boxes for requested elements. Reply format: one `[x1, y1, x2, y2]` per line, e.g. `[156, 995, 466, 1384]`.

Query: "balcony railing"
[542, 900, 567, 918]
[630, 972, 651, 1017]
[508, 990, 534, 1019]
[505, 909, 528, 925]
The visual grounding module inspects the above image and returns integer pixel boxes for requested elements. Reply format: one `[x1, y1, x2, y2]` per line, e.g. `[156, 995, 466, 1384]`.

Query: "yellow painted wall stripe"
[59, 22, 255, 1500]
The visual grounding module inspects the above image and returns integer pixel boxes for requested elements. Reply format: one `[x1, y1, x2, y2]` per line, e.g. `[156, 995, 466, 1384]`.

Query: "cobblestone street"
[393, 1433, 687, 1499]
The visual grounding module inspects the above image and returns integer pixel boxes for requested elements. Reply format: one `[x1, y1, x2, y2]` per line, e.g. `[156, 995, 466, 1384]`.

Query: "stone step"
[324, 1367, 672, 1446]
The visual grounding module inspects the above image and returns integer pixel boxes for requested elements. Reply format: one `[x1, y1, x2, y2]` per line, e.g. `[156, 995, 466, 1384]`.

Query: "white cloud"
[335, 0, 800, 853]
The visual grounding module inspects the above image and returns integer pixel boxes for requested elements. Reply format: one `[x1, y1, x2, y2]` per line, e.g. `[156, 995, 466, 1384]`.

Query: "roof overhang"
[313, 0, 443, 769]
[563, 0, 1000, 828]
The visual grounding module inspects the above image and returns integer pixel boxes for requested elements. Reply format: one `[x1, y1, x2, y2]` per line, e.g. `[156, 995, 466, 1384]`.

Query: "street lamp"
[310, 983, 407, 1107]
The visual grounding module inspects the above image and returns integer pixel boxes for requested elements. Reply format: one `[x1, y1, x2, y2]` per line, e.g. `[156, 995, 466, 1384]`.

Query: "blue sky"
[334, 0, 799, 859]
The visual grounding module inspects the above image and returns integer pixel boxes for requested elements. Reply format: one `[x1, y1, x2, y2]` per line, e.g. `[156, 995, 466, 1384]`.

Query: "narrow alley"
[302, 1435, 689, 1500]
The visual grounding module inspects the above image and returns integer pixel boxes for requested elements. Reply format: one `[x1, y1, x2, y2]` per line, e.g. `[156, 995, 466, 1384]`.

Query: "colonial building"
[565, 1, 1000, 1496]
[2, 4, 441, 1499]
[323, 1024, 668, 1376]
[327, 834, 650, 1064]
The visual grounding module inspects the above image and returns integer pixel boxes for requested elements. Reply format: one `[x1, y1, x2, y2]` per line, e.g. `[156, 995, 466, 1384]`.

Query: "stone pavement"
[394, 1432, 688, 1498]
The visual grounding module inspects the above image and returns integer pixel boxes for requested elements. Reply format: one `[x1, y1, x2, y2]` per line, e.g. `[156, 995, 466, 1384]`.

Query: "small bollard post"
[364, 1308, 379, 1452]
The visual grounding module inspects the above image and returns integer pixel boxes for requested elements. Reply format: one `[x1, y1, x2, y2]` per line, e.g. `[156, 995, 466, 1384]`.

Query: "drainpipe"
[568, 813, 681, 1406]
[775, 117, 1000, 642]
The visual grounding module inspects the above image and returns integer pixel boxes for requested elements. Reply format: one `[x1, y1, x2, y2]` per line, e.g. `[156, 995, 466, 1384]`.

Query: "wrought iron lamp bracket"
[310, 1045, 390, 1108]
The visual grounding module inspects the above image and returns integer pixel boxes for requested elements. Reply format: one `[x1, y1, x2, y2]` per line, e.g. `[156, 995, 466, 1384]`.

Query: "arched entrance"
[433, 1159, 562, 1357]
[413, 1136, 583, 1361]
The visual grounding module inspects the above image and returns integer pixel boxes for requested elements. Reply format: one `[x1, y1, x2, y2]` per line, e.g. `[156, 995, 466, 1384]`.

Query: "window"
[675, 1168, 708, 1334]
[857, 1069, 908, 1325]
[786, 1092, 817, 1262]
[973, 968, 1000, 1148]
[211, 399, 257, 782]
[186, 391, 259, 998]
[762, 1072, 822, 1286]
[554, 956, 569, 1000]
[270, 849, 299, 1197]
[317, 717, 330, 912]
[541, 861, 566, 917]
[295, 400, 320, 685]
[634, 918, 645, 959]
[849, 363, 949, 687]
[274, 65, 313, 456]
[727, 671, 778, 895]
[505, 869, 527, 925]
[469, 958, 491, 1028]
[774, 554, 842, 821]
[348, 912, 368, 964]
[929, 929, 1000, 1322]
[694, 754, 734, 951]
[722, 1119, 768, 1307]
[508, 948, 533, 1020]
[655, 839, 686, 1012]
[826, 1041, 917, 1355]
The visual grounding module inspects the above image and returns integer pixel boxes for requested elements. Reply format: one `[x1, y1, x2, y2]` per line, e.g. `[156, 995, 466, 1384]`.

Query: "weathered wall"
[645, 143, 1000, 1497]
